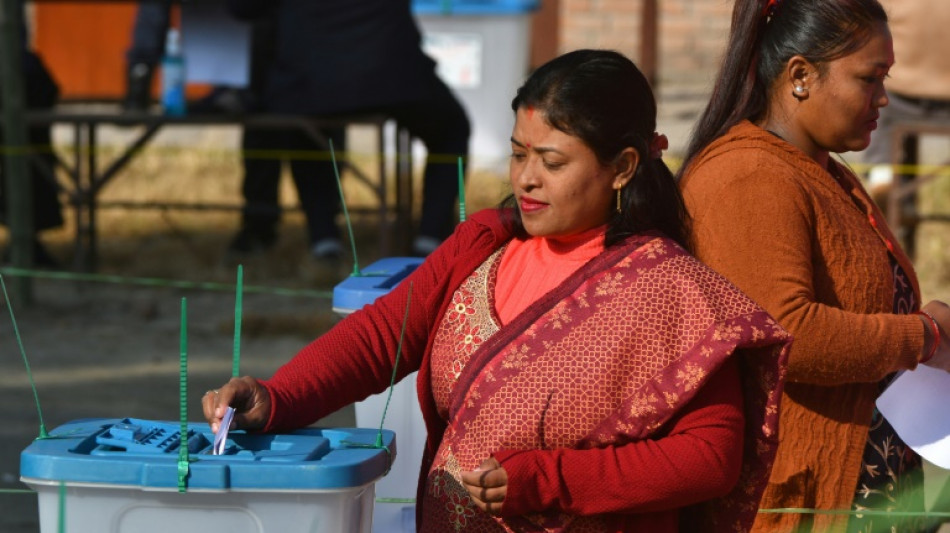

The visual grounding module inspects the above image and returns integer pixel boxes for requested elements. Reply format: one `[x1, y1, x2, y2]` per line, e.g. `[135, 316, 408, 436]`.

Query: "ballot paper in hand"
[213, 407, 236, 456]
[877, 364, 950, 470]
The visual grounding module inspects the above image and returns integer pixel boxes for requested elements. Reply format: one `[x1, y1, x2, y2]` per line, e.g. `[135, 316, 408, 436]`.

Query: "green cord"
[0, 267, 333, 299]
[329, 138, 362, 277]
[341, 283, 412, 474]
[457, 156, 466, 223]
[758, 508, 950, 518]
[376, 282, 412, 448]
[177, 297, 190, 493]
[232, 265, 243, 379]
[0, 274, 48, 439]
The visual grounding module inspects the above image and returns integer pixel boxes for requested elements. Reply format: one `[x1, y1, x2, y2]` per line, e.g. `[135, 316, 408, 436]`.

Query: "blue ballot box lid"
[332, 257, 424, 315]
[20, 418, 396, 491]
[412, 0, 540, 15]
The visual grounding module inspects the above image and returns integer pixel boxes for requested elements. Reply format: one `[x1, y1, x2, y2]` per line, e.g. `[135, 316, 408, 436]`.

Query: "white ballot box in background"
[413, 0, 540, 174]
[356, 374, 427, 533]
[181, 2, 251, 87]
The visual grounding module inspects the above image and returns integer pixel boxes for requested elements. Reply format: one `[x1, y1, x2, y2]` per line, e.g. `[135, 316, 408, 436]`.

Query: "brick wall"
[559, 0, 734, 94]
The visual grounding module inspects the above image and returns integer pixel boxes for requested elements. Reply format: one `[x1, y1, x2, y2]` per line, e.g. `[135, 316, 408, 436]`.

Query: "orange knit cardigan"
[680, 121, 927, 532]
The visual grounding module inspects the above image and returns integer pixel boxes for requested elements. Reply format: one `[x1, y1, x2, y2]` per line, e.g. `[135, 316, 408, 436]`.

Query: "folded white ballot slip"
[877, 365, 950, 470]
[213, 407, 236, 456]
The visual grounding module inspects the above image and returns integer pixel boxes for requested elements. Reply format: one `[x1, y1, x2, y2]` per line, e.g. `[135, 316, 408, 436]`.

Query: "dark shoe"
[311, 238, 343, 260]
[228, 227, 277, 253]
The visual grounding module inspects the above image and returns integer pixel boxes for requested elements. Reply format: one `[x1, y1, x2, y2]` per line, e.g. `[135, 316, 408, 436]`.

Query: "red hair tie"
[649, 133, 668, 160]
[763, 0, 781, 18]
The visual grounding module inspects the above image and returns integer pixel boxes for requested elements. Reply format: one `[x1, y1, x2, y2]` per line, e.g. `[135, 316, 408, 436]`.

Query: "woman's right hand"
[201, 376, 272, 434]
[920, 300, 950, 372]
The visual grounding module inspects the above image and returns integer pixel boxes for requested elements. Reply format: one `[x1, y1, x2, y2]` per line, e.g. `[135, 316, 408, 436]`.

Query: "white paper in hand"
[213, 406, 236, 456]
[877, 365, 950, 470]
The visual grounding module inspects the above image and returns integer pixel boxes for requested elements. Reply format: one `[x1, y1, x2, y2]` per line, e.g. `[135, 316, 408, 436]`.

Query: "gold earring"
[616, 188, 622, 213]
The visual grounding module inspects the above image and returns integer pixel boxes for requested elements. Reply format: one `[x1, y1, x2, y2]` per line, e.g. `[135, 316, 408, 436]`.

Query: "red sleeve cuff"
[492, 449, 546, 516]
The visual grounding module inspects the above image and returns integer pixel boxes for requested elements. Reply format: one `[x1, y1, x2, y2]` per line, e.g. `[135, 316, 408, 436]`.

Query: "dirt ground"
[0, 219, 376, 533]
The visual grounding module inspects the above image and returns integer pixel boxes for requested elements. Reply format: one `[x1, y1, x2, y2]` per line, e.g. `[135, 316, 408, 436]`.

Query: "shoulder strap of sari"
[448, 233, 656, 420]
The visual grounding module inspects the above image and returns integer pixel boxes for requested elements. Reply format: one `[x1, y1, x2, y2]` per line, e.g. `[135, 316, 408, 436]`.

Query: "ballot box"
[20, 418, 395, 533]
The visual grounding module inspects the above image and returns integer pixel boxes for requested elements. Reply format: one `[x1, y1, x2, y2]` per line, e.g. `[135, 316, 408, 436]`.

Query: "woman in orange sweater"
[679, 0, 950, 532]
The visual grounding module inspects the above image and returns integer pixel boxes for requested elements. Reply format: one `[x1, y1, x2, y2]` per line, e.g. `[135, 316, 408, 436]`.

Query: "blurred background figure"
[226, 0, 471, 258]
[863, 0, 950, 243]
[0, 12, 63, 267]
[122, 0, 171, 111]
[225, 12, 347, 260]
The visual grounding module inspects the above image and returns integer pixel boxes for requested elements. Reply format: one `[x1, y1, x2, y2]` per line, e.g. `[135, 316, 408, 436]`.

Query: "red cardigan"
[260, 209, 745, 531]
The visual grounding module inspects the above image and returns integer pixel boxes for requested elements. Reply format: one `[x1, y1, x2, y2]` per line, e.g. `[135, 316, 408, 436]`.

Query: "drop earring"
[616, 188, 622, 213]
[793, 85, 808, 99]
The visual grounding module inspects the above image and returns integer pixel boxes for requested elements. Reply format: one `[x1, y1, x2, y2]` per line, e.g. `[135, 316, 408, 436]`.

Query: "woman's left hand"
[461, 457, 508, 516]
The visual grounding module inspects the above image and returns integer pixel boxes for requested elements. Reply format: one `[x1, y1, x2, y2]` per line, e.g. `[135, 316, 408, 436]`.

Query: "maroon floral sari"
[419, 233, 791, 532]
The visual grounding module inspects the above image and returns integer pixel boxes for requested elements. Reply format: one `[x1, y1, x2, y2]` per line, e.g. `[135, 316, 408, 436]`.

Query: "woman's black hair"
[678, 0, 888, 176]
[501, 49, 692, 252]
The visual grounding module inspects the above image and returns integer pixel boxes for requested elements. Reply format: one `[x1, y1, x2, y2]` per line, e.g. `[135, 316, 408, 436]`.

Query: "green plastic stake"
[177, 297, 190, 492]
[458, 156, 466, 223]
[57, 481, 66, 533]
[232, 265, 243, 378]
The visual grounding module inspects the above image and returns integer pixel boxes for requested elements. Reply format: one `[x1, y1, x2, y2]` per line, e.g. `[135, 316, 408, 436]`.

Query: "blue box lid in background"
[412, 0, 540, 15]
[332, 257, 423, 315]
[21, 418, 395, 491]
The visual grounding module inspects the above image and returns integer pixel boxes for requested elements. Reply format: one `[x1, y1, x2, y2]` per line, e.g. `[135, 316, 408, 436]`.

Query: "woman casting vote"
[205, 49, 791, 532]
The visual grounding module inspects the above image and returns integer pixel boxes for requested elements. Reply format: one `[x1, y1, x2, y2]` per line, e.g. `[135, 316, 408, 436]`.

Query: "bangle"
[914, 310, 940, 364]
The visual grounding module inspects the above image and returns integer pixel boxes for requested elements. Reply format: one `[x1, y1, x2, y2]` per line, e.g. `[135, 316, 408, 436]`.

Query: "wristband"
[914, 310, 940, 364]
